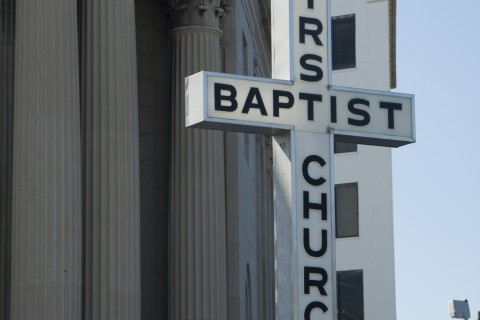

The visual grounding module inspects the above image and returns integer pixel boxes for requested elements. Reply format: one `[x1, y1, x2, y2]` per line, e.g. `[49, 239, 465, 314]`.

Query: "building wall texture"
[333, 1, 397, 319]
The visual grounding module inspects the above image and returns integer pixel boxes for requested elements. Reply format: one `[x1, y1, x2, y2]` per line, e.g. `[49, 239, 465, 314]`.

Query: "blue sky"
[393, 0, 480, 319]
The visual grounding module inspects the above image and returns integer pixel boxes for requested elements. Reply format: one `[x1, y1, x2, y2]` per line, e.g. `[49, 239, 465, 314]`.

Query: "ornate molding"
[166, 0, 229, 30]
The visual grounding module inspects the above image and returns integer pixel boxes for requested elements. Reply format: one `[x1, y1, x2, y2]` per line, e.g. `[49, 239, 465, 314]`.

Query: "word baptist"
[214, 82, 403, 129]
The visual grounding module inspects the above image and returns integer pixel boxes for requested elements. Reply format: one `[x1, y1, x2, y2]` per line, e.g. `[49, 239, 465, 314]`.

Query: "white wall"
[335, 145, 396, 320]
[332, 1, 397, 320]
[332, 0, 391, 91]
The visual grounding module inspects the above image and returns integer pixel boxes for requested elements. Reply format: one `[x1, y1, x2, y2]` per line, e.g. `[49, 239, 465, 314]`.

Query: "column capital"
[166, 0, 230, 30]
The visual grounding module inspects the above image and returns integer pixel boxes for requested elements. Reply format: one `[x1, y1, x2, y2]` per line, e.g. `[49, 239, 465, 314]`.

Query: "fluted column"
[81, 0, 141, 319]
[0, 1, 15, 319]
[168, 1, 227, 319]
[10, 0, 81, 319]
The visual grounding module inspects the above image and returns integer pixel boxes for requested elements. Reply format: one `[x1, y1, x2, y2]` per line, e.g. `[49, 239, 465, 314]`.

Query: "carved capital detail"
[166, 0, 230, 29]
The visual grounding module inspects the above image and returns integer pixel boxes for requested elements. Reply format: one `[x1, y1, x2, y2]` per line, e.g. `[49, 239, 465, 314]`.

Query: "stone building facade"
[1, 0, 274, 319]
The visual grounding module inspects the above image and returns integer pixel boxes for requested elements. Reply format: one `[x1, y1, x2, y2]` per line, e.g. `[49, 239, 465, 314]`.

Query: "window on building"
[334, 141, 358, 154]
[337, 270, 364, 320]
[332, 14, 356, 70]
[243, 33, 249, 76]
[335, 183, 359, 238]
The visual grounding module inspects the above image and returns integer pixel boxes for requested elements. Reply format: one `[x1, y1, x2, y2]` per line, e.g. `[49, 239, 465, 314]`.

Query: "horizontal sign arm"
[186, 71, 415, 147]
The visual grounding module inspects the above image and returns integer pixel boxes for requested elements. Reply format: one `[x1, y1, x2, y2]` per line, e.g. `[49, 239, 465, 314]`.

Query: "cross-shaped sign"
[185, 0, 415, 319]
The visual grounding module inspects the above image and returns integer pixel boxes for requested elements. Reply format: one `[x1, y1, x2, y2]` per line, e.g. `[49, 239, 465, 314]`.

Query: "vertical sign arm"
[329, 130, 338, 320]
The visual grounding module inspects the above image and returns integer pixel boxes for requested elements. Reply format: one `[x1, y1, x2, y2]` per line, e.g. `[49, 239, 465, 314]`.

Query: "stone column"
[167, 1, 227, 319]
[10, 0, 82, 319]
[81, 0, 141, 319]
[0, 0, 15, 319]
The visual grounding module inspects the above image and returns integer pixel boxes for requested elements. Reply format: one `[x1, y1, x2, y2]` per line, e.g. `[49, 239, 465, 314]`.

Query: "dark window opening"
[337, 270, 364, 320]
[332, 14, 356, 70]
[335, 183, 359, 238]
[334, 141, 358, 154]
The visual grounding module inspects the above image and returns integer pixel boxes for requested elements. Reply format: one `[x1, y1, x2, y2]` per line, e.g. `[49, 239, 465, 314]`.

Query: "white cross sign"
[185, 0, 415, 319]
